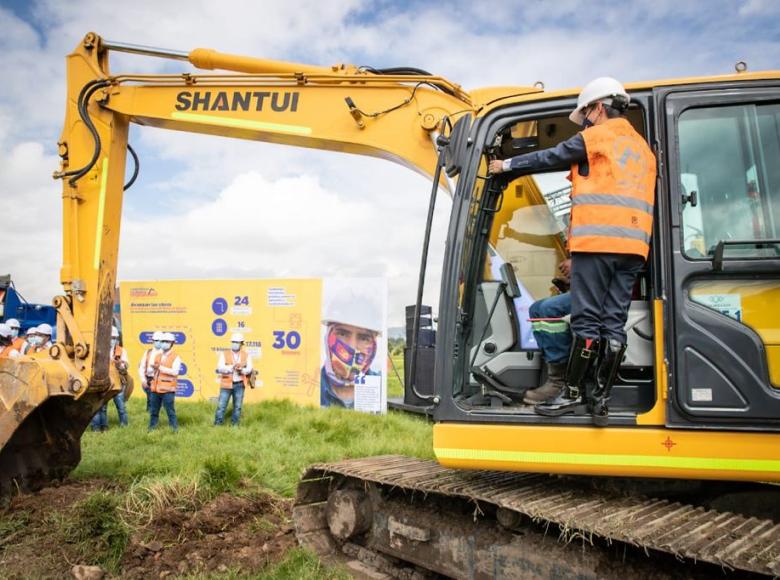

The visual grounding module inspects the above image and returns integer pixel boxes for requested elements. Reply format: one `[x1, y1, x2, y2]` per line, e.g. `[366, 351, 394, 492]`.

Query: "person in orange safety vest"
[5, 319, 25, 352]
[0, 324, 21, 359]
[489, 77, 656, 426]
[214, 332, 254, 426]
[148, 332, 181, 432]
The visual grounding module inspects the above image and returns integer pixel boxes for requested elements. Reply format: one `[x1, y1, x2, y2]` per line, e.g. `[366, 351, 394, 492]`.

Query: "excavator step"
[294, 455, 780, 578]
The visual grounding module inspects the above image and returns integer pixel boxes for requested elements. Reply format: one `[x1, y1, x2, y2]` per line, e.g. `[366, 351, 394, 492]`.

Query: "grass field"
[2, 361, 431, 578]
[75, 395, 432, 497]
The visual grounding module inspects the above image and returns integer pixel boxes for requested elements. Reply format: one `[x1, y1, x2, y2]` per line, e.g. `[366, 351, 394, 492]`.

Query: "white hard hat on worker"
[569, 77, 629, 126]
[36, 323, 53, 337]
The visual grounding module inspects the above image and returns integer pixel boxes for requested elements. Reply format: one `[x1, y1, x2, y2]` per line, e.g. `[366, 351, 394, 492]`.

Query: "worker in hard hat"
[0, 324, 21, 359]
[28, 323, 53, 354]
[321, 292, 383, 409]
[214, 332, 253, 426]
[148, 332, 181, 432]
[138, 330, 164, 412]
[5, 319, 24, 352]
[90, 327, 130, 431]
[489, 77, 656, 425]
[20, 326, 38, 355]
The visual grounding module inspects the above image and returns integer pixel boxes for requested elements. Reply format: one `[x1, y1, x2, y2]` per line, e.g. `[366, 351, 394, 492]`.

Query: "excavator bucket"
[0, 355, 118, 499]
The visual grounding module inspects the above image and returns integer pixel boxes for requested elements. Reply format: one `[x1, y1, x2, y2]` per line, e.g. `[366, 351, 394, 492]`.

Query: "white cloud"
[119, 164, 450, 326]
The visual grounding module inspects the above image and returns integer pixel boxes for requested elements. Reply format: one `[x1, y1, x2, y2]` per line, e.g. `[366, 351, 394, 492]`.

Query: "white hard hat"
[5, 319, 20, 329]
[36, 323, 53, 336]
[0, 324, 11, 338]
[26, 327, 38, 335]
[322, 291, 383, 334]
[569, 77, 629, 125]
[230, 332, 245, 343]
[152, 331, 164, 341]
[111, 326, 120, 338]
[162, 332, 176, 343]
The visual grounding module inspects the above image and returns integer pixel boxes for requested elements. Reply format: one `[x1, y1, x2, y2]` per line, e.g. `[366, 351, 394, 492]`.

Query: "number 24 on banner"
[272, 330, 301, 350]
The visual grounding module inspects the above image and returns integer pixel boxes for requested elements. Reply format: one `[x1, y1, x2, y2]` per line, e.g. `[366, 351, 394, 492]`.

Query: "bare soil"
[0, 478, 296, 579]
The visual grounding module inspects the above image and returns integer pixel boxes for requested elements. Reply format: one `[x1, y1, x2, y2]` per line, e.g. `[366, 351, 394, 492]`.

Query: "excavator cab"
[432, 79, 780, 484]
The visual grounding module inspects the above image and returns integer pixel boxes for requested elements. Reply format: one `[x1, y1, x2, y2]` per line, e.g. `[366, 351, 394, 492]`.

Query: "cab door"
[658, 83, 780, 427]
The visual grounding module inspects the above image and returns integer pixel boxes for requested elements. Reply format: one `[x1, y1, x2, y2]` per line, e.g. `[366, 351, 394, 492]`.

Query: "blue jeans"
[214, 383, 245, 425]
[90, 391, 129, 430]
[149, 391, 178, 431]
[529, 292, 572, 364]
[143, 384, 151, 412]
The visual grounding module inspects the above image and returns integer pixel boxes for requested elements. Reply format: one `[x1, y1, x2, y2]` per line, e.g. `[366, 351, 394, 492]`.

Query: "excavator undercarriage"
[294, 456, 780, 578]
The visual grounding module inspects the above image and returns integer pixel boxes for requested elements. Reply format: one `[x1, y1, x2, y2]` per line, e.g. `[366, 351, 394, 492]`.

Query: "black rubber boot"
[591, 339, 626, 427]
[535, 336, 599, 417]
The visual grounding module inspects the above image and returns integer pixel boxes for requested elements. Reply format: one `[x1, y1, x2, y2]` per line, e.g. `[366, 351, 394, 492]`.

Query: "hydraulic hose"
[407, 140, 447, 403]
[124, 144, 139, 191]
[62, 80, 111, 186]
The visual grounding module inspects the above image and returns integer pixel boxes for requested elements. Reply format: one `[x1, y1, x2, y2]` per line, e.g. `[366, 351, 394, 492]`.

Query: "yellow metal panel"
[433, 422, 780, 482]
[637, 299, 666, 426]
[689, 280, 780, 387]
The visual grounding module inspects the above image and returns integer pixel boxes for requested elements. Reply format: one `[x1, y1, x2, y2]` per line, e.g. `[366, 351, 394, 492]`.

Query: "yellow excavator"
[1, 33, 780, 577]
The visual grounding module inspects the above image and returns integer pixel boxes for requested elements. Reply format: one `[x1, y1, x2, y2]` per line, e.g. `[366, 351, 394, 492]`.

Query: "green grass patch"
[55, 490, 129, 573]
[262, 547, 350, 580]
[75, 397, 432, 497]
[0, 510, 30, 544]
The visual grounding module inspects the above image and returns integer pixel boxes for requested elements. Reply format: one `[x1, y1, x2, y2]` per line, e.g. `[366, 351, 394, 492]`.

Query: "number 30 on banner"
[272, 330, 301, 350]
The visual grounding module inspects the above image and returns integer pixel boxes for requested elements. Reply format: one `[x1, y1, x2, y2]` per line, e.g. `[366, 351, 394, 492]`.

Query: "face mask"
[161, 342, 172, 351]
[580, 104, 598, 129]
[10, 328, 18, 339]
[231, 343, 241, 352]
[111, 339, 118, 349]
[153, 340, 162, 349]
[28, 336, 40, 346]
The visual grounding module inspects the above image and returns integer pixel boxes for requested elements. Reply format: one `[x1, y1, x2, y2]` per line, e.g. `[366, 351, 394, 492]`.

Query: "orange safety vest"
[0, 344, 17, 359]
[150, 350, 179, 394]
[220, 349, 249, 389]
[11, 337, 25, 351]
[569, 118, 656, 259]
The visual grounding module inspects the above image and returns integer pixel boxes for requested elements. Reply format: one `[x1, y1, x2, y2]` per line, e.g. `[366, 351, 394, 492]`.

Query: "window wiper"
[712, 238, 780, 272]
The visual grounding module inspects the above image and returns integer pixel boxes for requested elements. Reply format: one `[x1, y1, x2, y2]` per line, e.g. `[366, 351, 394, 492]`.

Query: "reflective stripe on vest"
[569, 118, 656, 258]
[151, 350, 178, 393]
[220, 349, 248, 389]
[0, 345, 16, 359]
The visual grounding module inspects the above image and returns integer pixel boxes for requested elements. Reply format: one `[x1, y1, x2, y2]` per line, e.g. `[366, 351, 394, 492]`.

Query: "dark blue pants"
[90, 391, 128, 430]
[529, 292, 571, 364]
[149, 391, 178, 431]
[570, 252, 645, 343]
[215, 383, 245, 425]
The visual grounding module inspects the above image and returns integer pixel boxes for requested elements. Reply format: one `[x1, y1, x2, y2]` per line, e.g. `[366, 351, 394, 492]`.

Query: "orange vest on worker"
[11, 337, 25, 352]
[220, 349, 248, 389]
[569, 118, 656, 259]
[0, 344, 17, 359]
[150, 350, 179, 394]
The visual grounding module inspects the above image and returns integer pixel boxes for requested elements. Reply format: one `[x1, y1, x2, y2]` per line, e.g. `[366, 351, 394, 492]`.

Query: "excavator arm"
[0, 33, 474, 496]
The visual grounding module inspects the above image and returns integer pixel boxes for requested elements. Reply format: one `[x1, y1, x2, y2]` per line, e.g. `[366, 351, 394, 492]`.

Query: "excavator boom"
[0, 33, 475, 497]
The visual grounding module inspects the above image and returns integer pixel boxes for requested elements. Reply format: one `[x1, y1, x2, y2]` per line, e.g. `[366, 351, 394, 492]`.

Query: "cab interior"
[456, 104, 656, 416]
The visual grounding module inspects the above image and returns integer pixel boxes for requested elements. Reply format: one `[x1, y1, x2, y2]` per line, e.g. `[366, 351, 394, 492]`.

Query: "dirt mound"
[123, 492, 295, 578]
[0, 479, 296, 579]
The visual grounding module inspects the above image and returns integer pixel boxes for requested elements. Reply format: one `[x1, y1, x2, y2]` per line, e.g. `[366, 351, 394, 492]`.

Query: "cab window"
[678, 103, 780, 258]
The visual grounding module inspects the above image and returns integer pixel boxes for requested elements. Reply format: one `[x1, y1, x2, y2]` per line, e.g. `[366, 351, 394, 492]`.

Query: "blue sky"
[1, 0, 778, 324]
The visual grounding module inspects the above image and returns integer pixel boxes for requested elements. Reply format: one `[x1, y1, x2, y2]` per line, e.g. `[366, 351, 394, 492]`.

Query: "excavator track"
[294, 455, 780, 578]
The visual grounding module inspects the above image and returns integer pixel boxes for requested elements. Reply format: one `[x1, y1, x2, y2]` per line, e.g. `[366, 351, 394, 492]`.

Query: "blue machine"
[0, 275, 57, 336]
